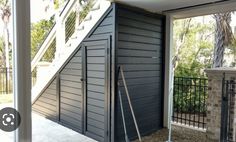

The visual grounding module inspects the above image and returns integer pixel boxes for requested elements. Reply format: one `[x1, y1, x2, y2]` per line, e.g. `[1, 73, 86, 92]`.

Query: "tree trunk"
[213, 13, 232, 68]
[3, 24, 9, 69]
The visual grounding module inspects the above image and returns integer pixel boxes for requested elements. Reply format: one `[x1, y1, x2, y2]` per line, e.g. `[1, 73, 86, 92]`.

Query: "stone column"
[205, 68, 236, 142]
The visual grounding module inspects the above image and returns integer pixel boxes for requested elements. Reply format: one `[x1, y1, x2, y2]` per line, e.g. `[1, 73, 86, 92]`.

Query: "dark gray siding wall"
[33, 79, 57, 121]
[85, 8, 114, 142]
[59, 50, 83, 132]
[85, 42, 107, 142]
[115, 7, 164, 141]
[89, 10, 113, 39]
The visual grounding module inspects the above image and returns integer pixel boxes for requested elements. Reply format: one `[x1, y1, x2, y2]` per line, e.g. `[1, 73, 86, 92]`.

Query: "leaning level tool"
[117, 66, 142, 142]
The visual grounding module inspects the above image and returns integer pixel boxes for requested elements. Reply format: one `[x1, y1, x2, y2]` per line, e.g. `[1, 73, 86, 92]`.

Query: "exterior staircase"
[31, 0, 111, 102]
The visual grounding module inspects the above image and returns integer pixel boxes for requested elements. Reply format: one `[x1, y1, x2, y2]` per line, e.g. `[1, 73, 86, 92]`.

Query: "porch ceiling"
[113, 0, 224, 12]
[112, 0, 236, 18]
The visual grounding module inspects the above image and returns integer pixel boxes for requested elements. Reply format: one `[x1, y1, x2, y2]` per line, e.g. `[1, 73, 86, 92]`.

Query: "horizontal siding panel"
[118, 49, 160, 57]
[86, 45, 105, 50]
[87, 125, 104, 137]
[64, 62, 82, 70]
[35, 101, 56, 111]
[88, 97, 105, 108]
[38, 97, 56, 106]
[60, 80, 82, 89]
[61, 109, 82, 121]
[61, 86, 82, 95]
[87, 71, 105, 78]
[61, 92, 82, 102]
[119, 77, 160, 86]
[93, 24, 113, 35]
[118, 41, 161, 51]
[87, 78, 105, 85]
[60, 74, 81, 82]
[48, 83, 56, 90]
[40, 93, 56, 101]
[61, 68, 82, 76]
[100, 16, 113, 26]
[119, 25, 161, 38]
[61, 97, 81, 107]
[87, 91, 104, 101]
[119, 33, 161, 45]
[118, 57, 161, 64]
[87, 49, 105, 57]
[87, 84, 104, 93]
[44, 88, 56, 96]
[75, 50, 82, 57]
[119, 17, 161, 32]
[118, 71, 160, 79]
[69, 57, 82, 63]
[121, 64, 160, 71]
[33, 104, 56, 116]
[89, 33, 111, 39]
[87, 105, 105, 115]
[87, 64, 105, 71]
[118, 9, 162, 26]
[87, 118, 105, 130]
[88, 111, 104, 123]
[61, 103, 82, 113]
[87, 57, 105, 64]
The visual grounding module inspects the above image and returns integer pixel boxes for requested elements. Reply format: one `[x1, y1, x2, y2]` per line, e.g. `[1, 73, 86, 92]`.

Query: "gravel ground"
[134, 125, 207, 142]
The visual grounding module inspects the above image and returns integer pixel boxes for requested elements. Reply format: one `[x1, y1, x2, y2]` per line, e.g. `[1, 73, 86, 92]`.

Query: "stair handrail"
[31, 0, 77, 72]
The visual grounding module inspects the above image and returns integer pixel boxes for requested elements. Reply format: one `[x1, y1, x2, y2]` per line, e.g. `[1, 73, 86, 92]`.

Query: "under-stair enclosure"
[32, 2, 165, 142]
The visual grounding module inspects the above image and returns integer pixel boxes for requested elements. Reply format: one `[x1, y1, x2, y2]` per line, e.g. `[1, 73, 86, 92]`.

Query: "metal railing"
[0, 68, 12, 94]
[220, 78, 236, 142]
[172, 76, 208, 129]
[31, 0, 97, 87]
[0, 68, 37, 94]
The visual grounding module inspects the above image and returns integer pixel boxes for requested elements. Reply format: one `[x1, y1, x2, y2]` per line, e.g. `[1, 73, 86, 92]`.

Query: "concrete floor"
[0, 104, 96, 142]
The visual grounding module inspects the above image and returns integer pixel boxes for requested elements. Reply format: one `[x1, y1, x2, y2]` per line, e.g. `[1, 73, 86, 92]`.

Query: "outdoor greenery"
[31, 17, 55, 60]
[173, 14, 236, 115]
[173, 17, 215, 78]
[31, 0, 94, 61]
[173, 17, 214, 114]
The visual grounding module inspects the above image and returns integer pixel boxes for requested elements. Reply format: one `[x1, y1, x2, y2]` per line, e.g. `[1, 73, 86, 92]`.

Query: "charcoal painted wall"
[114, 5, 165, 141]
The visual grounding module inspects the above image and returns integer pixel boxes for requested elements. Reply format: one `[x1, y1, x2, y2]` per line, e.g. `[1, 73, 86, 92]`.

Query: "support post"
[163, 14, 174, 128]
[12, 0, 32, 141]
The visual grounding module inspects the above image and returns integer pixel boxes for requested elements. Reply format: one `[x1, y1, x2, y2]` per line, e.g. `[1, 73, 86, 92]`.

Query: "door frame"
[82, 36, 111, 142]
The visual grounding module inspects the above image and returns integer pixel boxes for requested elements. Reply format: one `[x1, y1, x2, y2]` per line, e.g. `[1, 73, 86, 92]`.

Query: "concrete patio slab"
[0, 104, 96, 142]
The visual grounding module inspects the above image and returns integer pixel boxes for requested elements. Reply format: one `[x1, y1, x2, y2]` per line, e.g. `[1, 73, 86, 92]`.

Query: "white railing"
[31, 0, 77, 72]
[31, 0, 111, 98]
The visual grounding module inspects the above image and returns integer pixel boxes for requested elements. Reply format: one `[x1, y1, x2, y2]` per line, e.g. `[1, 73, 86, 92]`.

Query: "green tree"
[173, 17, 214, 78]
[31, 18, 54, 59]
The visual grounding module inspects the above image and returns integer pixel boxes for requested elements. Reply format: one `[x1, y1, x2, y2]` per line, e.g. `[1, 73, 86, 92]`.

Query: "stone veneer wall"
[205, 68, 236, 142]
